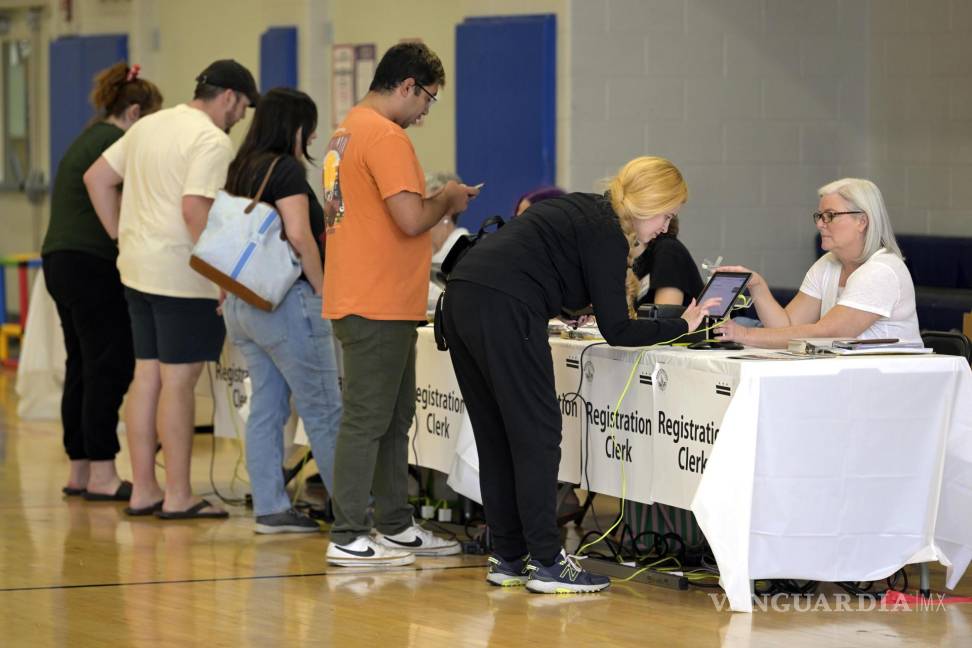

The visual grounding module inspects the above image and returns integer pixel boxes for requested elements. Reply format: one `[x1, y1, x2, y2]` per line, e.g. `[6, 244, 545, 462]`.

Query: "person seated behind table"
[632, 213, 703, 308]
[715, 178, 920, 348]
[513, 185, 566, 217]
[441, 156, 719, 594]
[428, 171, 469, 311]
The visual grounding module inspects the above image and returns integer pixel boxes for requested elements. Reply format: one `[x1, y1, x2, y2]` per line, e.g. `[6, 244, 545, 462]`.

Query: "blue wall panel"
[260, 27, 298, 92]
[455, 15, 556, 228]
[49, 35, 128, 181]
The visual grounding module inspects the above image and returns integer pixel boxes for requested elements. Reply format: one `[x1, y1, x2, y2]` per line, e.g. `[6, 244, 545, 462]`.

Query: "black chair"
[913, 329, 971, 597]
[920, 330, 972, 365]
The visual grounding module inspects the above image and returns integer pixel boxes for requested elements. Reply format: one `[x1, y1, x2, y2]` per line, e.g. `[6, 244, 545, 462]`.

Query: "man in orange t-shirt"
[322, 42, 478, 567]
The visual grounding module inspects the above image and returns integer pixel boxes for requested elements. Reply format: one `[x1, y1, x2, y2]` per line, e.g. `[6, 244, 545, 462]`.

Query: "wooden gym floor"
[1, 368, 971, 647]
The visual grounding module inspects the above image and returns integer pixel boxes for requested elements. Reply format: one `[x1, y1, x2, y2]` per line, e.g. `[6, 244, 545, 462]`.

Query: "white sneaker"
[326, 535, 416, 567]
[375, 522, 461, 556]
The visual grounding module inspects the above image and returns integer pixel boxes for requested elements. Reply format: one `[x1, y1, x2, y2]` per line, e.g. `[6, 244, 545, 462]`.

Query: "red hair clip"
[126, 64, 141, 82]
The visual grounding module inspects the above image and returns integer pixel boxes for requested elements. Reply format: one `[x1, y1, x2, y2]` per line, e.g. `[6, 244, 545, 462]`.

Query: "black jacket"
[449, 193, 688, 347]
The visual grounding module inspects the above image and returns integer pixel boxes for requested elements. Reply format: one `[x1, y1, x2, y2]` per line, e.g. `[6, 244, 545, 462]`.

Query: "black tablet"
[696, 271, 751, 320]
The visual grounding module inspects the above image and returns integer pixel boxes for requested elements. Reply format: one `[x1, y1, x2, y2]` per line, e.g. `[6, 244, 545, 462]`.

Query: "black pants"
[43, 251, 134, 460]
[443, 281, 562, 564]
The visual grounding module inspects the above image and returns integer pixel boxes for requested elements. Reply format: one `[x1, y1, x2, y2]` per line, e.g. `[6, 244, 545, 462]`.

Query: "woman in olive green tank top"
[41, 62, 161, 505]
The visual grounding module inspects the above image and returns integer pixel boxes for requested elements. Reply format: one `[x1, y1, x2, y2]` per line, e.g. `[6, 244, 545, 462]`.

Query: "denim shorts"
[124, 286, 225, 363]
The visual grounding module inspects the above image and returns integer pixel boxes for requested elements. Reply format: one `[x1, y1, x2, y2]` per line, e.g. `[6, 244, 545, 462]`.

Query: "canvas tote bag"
[190, 157, 301, 311]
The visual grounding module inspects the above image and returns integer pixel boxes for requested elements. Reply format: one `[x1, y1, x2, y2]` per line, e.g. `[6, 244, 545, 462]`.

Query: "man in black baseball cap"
[82, 57, 262, 520]
[196, 59, 260, 105]
[194, 59, 259, 133]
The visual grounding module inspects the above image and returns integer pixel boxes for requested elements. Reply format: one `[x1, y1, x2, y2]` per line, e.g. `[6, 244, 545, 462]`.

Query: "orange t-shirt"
[321, 106, 429, 321]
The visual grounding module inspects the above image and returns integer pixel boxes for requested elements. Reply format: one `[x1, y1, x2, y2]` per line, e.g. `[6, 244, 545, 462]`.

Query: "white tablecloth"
[15, 269, 65, 420]
[411, 328, 972, 612]
[688, 351, 972, 612]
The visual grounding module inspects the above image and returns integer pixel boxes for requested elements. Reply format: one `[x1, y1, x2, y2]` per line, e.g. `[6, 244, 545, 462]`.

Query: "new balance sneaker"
[375, 522, 461, 556]
[326, 535, 416, 567]
[486, 553, 531, 587]
[255, 508, 321, 535]
[525, 550, 611, 593]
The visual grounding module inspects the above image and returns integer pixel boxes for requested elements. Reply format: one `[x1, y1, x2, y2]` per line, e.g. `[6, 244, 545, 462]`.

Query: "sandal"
[82, 480, 133, 502]
[124, 500, 164, 516]
[155, 500, 229, 520]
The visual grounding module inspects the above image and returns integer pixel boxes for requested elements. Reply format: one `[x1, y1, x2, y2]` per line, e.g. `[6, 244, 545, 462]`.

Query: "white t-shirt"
[103, 104, 233, 299]
[799, 249, 921, 343]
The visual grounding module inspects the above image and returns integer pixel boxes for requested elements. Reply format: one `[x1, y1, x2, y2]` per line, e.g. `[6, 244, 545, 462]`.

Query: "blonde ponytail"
[604, 156, 688, 318]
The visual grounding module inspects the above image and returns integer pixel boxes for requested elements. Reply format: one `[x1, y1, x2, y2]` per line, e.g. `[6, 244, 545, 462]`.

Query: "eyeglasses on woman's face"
[811, 210, 863, 225]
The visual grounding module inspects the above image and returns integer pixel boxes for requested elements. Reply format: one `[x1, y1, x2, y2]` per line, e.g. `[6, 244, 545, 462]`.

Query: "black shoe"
[525, 550, 610, 593]
[255, 508, 320, 534]
[486, 553, 530, 587]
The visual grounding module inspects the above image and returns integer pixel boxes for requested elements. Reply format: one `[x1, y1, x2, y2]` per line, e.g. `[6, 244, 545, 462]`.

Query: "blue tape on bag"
[230, 211, 278, 279]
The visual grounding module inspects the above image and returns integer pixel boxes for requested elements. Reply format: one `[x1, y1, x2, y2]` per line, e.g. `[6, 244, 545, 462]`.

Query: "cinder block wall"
[568, 0, 971, 289]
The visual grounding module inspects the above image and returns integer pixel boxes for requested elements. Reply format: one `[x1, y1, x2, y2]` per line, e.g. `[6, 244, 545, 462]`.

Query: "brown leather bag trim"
[189, 255, 273, 312]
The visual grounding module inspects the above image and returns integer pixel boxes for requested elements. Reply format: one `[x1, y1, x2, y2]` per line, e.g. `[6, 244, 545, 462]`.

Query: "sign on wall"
[331, 43, 377, 128]
[331, 44, 355, 128]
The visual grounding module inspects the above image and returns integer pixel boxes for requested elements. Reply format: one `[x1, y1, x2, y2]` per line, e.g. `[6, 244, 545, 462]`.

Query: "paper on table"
[825, 346, 933, 356]
[728, 352, 822, 361]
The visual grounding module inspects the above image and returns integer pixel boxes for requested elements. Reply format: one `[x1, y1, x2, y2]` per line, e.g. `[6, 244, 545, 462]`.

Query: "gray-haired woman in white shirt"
[716, 178, 920, 348]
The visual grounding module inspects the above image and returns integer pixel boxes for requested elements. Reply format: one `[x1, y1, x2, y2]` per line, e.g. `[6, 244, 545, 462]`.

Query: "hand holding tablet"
[696, 271, 752, 320]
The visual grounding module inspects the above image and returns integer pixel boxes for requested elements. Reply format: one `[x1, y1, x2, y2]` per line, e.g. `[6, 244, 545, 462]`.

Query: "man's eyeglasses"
[416, 83, 438, 105]
[812, 210, 863, 225]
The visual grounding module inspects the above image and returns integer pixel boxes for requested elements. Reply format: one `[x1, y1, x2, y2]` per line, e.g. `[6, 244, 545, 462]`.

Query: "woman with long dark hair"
[42, 62, 162, 503]
[222, 88, 342, 534]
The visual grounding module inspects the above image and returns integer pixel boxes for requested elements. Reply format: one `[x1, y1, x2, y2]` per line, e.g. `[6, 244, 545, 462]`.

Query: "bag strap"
[244, 156, 282, 214]
[477, 215, 505, 237]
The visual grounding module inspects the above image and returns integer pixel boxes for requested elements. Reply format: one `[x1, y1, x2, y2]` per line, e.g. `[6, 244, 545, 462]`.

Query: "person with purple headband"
[513, 186, 566, 217]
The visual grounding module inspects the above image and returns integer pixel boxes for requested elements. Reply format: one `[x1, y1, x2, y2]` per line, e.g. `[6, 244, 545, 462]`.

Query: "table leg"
[920, 563, 931, 598]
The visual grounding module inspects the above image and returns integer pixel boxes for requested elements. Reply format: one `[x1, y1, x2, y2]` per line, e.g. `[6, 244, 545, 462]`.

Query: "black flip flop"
[62, 486, 86, 496]
[124, 500, 164, 516]
[155, 500, 229, 520]
[82, 480, 133, 502]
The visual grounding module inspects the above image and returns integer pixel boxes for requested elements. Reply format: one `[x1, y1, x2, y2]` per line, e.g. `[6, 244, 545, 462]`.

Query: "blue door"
[455, 14, 556, 228]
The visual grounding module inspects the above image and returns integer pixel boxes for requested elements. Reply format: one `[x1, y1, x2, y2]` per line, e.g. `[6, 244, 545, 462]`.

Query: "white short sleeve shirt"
[103, 104, 233, 299]
[799, 249, 921, 343]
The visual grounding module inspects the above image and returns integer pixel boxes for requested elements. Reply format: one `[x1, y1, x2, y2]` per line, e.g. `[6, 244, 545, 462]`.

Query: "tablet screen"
[697, 271, 751, 319]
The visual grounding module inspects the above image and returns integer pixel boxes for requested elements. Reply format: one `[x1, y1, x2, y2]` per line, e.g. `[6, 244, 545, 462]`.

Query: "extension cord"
[462, 540, 490, 555]
[584, 557, 689, 590]
[681, 546, 711, 568]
